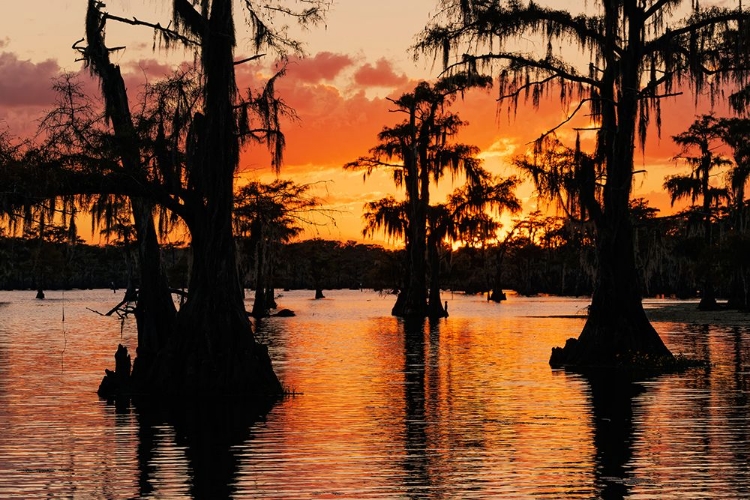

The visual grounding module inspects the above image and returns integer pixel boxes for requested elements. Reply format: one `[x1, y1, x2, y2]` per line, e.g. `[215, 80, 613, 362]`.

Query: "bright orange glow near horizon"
[0, 1, 738, 248]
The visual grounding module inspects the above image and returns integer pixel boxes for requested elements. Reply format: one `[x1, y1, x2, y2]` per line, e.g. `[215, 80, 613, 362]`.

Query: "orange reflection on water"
[0, 292, 141, 498]
[245, 294, 597, 497]
[631, 320, 750, 498]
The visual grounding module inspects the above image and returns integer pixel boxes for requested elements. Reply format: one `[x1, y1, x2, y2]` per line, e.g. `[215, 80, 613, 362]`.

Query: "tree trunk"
[265, 286, 278, 309]
[251, 228, 269, 318]
[489, 243, 508, 302]
[392, 107, 428, 318]
[550, 213, 672, 368]
[85, 0, 176, 390]
[155, 214, 280, 394]
[427, 234, 447, 318]
[150, 0, 281, 395]
[550, 10, 673, 369]
[131, 198, 176, 379]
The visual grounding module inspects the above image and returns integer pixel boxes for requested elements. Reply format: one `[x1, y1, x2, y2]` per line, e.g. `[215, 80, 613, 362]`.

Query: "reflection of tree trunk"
[133, 397, 274, 498]
[402, 319, 430, 492]
[585, 372, 641, 499]
[134, 403, 157, 498]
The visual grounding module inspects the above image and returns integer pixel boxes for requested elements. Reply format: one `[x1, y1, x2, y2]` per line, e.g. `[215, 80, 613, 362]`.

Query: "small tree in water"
[346, 76, 493, 318]
[665, 114, 730, 311]
[234, 180, 331, 317]
[418, 0, 749, 370]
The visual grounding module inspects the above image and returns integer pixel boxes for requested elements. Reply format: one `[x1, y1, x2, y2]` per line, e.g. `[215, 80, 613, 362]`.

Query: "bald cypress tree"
[86, 0, 328, 395]
[418, 0, 749, 369]
[347, 76, 491, 319]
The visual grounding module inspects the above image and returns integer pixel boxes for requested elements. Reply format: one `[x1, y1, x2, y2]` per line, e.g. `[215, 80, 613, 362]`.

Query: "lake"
[0, 289, 749, 498]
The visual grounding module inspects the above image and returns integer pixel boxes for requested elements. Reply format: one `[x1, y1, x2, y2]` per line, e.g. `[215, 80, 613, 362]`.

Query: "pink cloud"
[353, 58, 407, 87]
[283, 52, 354, 83]
[0, 52, 59, 107]
[124, 58, 180, 81]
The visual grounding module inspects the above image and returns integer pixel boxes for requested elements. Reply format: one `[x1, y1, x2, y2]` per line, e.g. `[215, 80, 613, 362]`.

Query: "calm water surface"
[0, 289, 749, 498]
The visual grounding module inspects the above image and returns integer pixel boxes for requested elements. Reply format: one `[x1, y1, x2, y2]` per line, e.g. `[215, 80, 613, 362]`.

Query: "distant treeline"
[3, 223, 730, 301]
[0, 236, 188, 292]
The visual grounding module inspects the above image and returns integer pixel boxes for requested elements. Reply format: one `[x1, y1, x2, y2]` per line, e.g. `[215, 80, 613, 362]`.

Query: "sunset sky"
[0, 0, 728, 246]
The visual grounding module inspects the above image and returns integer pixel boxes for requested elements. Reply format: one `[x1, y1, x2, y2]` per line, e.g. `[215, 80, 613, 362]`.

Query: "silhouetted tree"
[234, 180, 329, 316]
[85, 0, 329, 395]
[717, 117, 750, 308]
[446, 172, 521, 302]
[665, 114, 730, 310]
[347, 76, 491, 318]
[79, 2, 178, 371]
[419, 0, 749, 370]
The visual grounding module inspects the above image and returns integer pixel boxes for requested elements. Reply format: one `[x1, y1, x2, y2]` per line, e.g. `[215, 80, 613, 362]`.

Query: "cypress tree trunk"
[551, 6, 672, 368]
[151, 0, 281, 395]
[392, 120, 428, 317]
[427, 233, 447, 318]
[131, 199, 177, 369]
[698, 169, 718, 310]
[394, 202, 428, 317]
[251, 228, 269, 318]
[489, 244, 508, 302]
[85, 0, 176, 390]
[551, 211, 672, 367]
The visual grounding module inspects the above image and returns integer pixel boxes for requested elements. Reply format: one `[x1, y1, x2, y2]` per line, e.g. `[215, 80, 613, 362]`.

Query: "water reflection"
[126, 397, 274, 499]
[585, 372, 641, 499]
[402, 318, 432, 497]
[7, 291, 750, 497]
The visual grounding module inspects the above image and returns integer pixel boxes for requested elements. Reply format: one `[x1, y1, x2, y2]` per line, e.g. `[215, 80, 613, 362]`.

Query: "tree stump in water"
[97, 344, 132, 398]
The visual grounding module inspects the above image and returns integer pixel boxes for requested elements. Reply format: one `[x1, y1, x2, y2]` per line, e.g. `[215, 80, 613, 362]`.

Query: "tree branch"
[527, 98, 592, 145]
[103, 13, 198, 47]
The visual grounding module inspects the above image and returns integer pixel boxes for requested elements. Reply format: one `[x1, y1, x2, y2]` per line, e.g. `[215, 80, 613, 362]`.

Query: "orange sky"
[0, 0, 737, 246]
